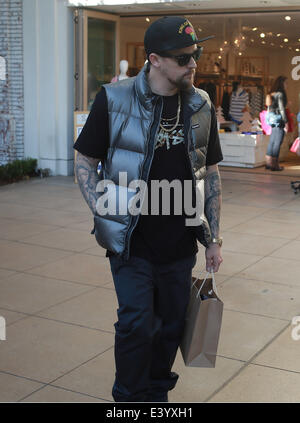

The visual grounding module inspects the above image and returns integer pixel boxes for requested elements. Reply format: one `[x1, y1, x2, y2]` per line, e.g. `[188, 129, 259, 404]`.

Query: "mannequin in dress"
[111, 60, 129, 83]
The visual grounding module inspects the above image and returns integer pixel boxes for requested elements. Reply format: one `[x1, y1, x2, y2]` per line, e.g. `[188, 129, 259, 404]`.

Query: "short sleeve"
[73, 88, 109, 161]
[206, 104, 223, 167]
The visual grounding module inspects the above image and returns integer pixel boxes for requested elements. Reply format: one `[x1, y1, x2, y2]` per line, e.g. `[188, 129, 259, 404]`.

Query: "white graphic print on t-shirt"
[155, 123, 184, 150]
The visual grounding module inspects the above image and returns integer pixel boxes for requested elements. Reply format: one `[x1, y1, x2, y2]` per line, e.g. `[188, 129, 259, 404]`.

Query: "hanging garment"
[221, 91, 230, 121]
[286, 108, 295, 133]
[250, 89, 264, 118]
[205, 82, 217, 106]
[229, 89, 249, 125]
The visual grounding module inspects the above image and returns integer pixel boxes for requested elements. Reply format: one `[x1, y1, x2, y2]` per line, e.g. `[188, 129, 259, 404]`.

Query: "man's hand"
[205, 243, 223, 273]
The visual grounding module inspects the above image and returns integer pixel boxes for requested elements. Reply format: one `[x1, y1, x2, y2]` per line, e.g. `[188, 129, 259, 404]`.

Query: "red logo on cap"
[185, 26, 196, 41]
[185, 26, 196, 40]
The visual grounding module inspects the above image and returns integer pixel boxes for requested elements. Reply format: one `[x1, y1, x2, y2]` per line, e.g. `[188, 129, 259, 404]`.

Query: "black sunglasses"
[158, 46, 203, 66]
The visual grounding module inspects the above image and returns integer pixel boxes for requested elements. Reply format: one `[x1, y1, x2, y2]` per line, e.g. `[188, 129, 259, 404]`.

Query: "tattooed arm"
[75, 152, 101, 215]
[204, 164, 223, 272]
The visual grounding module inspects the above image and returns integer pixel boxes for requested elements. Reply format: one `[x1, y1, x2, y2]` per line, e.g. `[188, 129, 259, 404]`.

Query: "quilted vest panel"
[93, 65, 213, 257]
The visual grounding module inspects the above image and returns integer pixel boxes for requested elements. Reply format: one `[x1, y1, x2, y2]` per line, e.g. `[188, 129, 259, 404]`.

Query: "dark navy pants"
[109, 254, 196, 402]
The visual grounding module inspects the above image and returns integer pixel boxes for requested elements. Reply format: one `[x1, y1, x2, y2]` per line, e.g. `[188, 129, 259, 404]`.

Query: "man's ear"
[149, 53, 161, 68]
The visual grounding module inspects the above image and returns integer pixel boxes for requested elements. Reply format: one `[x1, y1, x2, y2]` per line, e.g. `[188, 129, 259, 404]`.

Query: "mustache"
[184, 70, 195, 77]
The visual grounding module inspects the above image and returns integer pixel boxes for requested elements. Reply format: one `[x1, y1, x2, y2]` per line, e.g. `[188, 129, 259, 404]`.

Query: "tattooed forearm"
[75, 152, 101, 215]
[204, 165, 222, 239]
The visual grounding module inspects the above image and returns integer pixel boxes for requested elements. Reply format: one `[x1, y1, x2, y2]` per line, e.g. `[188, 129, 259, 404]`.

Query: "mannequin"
[111, 60, 129, 83]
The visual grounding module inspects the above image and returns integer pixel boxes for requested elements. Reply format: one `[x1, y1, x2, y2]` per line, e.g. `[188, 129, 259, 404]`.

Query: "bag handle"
[192, 270, 218, 299]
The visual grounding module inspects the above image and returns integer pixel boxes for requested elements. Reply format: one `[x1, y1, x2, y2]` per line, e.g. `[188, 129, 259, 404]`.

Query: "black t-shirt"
[73, 87, 223, 263]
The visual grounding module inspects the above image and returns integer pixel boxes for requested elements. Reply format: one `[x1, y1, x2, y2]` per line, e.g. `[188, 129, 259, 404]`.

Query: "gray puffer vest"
[93, 64, 212, 259]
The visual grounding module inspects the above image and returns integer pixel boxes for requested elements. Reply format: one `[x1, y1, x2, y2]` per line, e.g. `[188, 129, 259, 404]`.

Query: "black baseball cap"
[144, 16, 214, 56]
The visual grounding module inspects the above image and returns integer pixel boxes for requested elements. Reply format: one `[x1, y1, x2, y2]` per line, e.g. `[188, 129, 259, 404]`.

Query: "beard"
[168, 71, 195, 91]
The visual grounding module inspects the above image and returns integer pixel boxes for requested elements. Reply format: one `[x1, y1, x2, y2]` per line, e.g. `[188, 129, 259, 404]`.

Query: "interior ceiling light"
[277, 34, 281, 37]
[260, 33, 265, 38]
[146, 17, 150, 22]
[284, 38, 289, 42]
[252, 27, 258, 31]
[296, 48, 300, 52]
[285, 16, 291, 21]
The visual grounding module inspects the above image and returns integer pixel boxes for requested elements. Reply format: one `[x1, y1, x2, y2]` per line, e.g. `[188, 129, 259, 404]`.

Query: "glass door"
[74, 9, 120, 110]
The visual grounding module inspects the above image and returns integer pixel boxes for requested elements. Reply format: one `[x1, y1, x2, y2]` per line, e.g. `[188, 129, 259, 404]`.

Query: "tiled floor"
[0, 170, 300, 403]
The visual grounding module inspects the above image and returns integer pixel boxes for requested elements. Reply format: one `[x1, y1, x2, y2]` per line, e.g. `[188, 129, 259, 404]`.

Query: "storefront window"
[87, 17, 116, 108]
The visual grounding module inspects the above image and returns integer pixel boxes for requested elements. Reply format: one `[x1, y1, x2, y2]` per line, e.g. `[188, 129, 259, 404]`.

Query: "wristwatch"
[211, 237, 223, 247]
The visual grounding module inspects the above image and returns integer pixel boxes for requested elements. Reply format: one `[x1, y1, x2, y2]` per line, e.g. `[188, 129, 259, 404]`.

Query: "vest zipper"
[123, 97, 162, 260]
[186, 100, 207, 187]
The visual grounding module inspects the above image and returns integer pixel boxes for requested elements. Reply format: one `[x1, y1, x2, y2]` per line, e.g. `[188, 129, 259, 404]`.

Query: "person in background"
[265, 76, 288, 171]
[228, 80, 249, 126]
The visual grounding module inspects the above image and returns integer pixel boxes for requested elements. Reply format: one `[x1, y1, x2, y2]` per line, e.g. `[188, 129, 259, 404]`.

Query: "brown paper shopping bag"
[180, 272, 223, 368]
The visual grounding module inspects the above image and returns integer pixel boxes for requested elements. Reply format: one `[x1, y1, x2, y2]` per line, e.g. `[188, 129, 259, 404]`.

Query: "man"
[74, 16, 223, 403]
